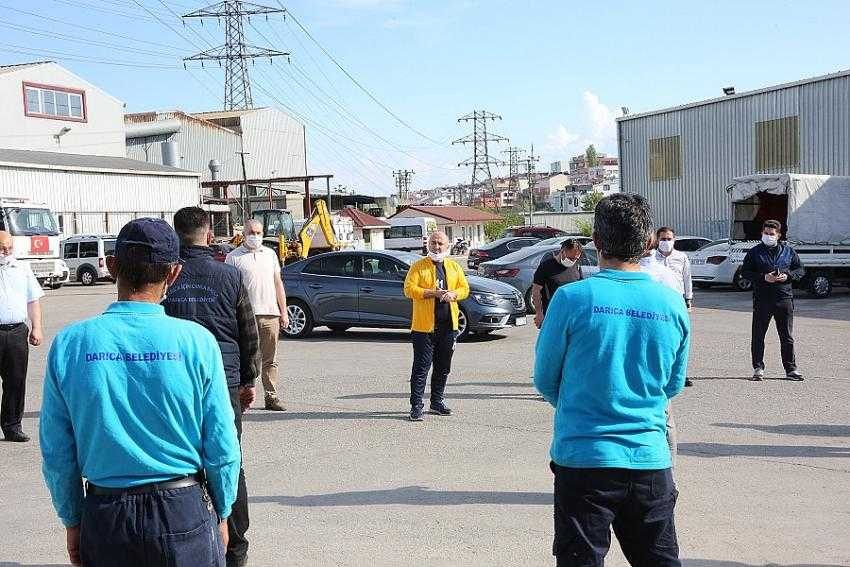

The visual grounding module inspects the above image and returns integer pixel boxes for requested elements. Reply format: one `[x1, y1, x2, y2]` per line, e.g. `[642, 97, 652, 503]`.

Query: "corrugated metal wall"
[619, 74, 850, 239]
[241, 108, 307, 181]
[0, 166, 200, 235]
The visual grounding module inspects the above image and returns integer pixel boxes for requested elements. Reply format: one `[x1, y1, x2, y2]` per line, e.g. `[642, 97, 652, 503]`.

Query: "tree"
[580, 189, 604, 212]
[585, 144, 599, 167]
[575, 218, 593, 237]
[484, 211, 524, 242]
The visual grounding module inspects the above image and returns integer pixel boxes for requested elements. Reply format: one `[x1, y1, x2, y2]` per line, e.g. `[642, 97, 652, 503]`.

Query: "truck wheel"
[733, 271, 752, 292]
[282, 300, 313, 338]
[78, 267, 97, 286]
[808, 273, 832, 299]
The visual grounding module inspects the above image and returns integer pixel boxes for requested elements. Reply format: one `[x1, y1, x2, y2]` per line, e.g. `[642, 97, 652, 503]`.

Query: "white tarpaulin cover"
[728, 173, 850, 245]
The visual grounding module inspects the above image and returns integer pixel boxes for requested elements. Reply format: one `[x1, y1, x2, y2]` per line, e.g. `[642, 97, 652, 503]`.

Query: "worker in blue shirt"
[40, 218, 240, 567]
[534, 194, 690, 567]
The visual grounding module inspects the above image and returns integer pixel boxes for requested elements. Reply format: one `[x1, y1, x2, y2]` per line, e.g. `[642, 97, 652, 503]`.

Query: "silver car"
[479, 244, 599, 313]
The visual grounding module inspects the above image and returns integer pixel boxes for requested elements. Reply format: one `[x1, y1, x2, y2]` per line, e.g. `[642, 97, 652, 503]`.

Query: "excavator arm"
[297, 200, 339, 258]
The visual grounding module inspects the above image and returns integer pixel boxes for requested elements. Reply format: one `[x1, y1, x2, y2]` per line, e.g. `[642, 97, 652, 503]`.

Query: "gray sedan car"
[479, 244, 599, 313]
[282, 250, 527, 340]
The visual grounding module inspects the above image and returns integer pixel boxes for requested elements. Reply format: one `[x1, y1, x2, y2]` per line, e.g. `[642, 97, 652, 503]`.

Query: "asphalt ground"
[1, 282, 848, 567]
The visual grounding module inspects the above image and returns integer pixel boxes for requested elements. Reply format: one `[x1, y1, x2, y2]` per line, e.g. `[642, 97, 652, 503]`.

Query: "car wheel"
[524, 288, 535, 314]
[327, 325, 350, 333]
[283, 300, 313, 338]
[456, 308, 469, 342]
[808, 273, 832, 299]
[78, 267, 97, 286]
[694, 282, 713, 289]
[733, 271, 752, 292]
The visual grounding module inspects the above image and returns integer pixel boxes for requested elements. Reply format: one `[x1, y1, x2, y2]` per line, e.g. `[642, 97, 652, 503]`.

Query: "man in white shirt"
[0, 230, 44, 442]
[652, 227, 694, 310]
[226, 220, 289, 412]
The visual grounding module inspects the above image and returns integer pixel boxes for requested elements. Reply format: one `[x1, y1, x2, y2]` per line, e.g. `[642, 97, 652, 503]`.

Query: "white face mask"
[658, 240, 675, 254]
[428, 250, 447, 262]
[559, 255, 576, 268]
[0, 253, 11, 266]
[244, 234, 263, 249]
[762, 234, 778, 247]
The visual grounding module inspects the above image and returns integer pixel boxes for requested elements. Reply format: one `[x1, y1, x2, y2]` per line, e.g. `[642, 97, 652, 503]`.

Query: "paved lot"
[1, 283, 849, 567]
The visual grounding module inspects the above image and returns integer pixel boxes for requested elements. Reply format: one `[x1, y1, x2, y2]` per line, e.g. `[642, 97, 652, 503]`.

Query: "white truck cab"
[0, 197, 70, 288]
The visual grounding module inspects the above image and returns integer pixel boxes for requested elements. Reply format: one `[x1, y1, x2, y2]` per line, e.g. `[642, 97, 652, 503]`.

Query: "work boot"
[752, 368, 765, 381]
[264, 396, 286, 411]
[786, 370, 804, 381]
[429, 402, 452, 416]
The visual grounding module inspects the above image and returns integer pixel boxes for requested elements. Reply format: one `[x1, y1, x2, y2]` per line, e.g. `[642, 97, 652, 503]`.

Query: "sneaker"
[786, 370, 804, 381]
[3, 431, 30, 442]
[429, 403, 452, 416]
[409, 407, 424, 421]
[264, 397, 287, 411]
[684, 379, 694, 387]
[752, 368, 765, 381]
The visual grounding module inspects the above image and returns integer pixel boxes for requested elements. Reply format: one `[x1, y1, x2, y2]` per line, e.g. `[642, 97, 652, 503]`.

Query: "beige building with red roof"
[339, 206, 391, 250]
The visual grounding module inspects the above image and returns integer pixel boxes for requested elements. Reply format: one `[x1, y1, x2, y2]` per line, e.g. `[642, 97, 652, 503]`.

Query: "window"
[756, 116, 799, 171]
[649, 135, 681, 181]
[362, 256, 405, 280]
[674, 238, 705, 252]
[103, 240, 116, 256]
[404, 225, 422, 238]
[63, 242, 78, 259]
[386, 226, 404, 239]
[79, 241, 98, 258]
[22, 82, 87, 121]
[303, 254, 358, 277]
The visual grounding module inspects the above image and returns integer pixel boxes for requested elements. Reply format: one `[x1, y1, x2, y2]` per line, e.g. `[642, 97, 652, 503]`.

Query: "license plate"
[31, 262, 52, 275]
[514, 316, 527, 326]
[691, 259, 706, 265]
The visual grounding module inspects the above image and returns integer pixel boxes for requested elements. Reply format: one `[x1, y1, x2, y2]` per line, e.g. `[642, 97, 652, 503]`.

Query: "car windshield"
[4, 207, 59, 236]
[698, 239, 728, 250]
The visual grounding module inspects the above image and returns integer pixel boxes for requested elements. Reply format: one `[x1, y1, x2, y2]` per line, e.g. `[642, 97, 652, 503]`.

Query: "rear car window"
[303, 255, 358, 277]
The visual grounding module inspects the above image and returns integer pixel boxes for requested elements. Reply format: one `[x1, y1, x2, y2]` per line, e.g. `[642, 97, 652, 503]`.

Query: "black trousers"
[0, 324, 29, 436]
[751, 298, 796, 373]
[551, 463, 680, 567]
[409, 325, 457, 409]
[81, 484, 224, 566]
[227, 387, 249, 566]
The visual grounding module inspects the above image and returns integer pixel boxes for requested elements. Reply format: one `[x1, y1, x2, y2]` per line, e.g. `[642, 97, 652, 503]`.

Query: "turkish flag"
[30, 236, 49, 255]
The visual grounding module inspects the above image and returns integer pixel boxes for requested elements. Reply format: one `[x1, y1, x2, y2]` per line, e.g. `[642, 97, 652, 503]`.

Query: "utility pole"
[237, 148, 250, 223]
[453, 110, 507, 206]
[519, 144, 540, 214]
[183, 1, 289, 110]
[392, 170, 415, 202]
[502, 146, 525, 195]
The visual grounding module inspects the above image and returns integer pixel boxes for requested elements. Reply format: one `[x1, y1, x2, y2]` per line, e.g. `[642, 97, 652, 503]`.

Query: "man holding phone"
[403, 231, 470, 421]
[741, 219, 805, 381]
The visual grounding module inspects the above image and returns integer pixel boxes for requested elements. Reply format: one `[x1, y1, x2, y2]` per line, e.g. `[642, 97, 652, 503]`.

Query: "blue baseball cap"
[115, 218, 180, 264]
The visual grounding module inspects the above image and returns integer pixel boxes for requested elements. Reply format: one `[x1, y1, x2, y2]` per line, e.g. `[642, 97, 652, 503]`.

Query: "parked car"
[670, 235, 712, 257]
[281, 250, 527, 340]
[210, 242, 234, 262]
[533, 236, 593, 247]
[697, 239, 729, 251]
[690, 241, 757, 291]
[467, 237, 540, 270]
[502, 226, 567, 240]
[61, 234, 116, 286]
[479, 243, 599, 313]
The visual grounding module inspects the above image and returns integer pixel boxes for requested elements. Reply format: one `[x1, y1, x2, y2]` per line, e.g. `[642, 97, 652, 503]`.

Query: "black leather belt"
[0, 323, 24, 330]
[86, 474, 202, 496]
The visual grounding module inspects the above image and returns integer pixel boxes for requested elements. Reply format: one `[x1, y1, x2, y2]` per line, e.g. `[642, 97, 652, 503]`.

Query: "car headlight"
[472, 292, 502, 306]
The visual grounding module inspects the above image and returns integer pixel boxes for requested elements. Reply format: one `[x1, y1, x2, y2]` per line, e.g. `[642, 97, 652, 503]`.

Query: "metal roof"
[0, 61, 51, 76]
[617, 68, 850, 122]
[391, 205, 502, 222]
[192, 108, 268, 120]
[0, 148, 199, 176]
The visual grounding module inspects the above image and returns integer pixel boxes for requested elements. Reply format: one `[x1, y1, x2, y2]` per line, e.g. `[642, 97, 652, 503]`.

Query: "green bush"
[484, 211, 524, 242]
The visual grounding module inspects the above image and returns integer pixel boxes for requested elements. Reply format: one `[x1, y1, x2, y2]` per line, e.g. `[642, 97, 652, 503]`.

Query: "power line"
[502, 146, 525, 193]
[452, 110, 507, 205]
[519, 144, 540, 212]
[393, 170, 414, 201]
[0, 43, 181, 69]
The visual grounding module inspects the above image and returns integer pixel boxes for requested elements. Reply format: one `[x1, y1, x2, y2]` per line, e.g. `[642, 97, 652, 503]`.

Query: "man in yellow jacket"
[403, 230, 470, 421]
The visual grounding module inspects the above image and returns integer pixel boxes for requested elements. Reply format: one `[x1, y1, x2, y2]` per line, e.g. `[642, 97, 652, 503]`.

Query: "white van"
[386, 217, 437, 253]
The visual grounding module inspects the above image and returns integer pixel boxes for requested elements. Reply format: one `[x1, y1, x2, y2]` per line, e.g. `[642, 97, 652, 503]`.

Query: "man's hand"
[441, 291, 458, 302]
[279, 312, 289, 330]
[238, 386, 256, 412]
[775, 273, 788, 283]
[29, 327, 43, 346]
[218, 519, 229, 552]
[66, 525, 81, 566]
[765, 272, 778, 283]
[534, 311, 544, 329]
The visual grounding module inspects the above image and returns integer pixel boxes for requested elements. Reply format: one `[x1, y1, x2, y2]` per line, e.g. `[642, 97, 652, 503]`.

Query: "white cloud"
[544, 91, 621, 163]
[546, 125, 580, 151]
[583, 91, 618, 143]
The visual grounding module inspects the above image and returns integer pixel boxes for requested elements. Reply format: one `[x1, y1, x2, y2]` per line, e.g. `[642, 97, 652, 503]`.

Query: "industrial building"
[0, 61, 201, 236]
[618, 70, 850, 238]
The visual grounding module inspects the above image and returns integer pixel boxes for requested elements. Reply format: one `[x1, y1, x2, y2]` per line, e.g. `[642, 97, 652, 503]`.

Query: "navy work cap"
[115, 218, 180, 264]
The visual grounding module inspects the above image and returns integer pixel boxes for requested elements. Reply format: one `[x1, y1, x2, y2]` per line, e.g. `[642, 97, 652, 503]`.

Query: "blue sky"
[2, 0, 850, 195]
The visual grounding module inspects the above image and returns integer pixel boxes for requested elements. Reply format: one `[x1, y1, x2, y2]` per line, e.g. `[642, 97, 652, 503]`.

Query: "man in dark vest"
[532, 238, 584, 328]
[741, 219, 805, 381]
[162, 207, 261, 567]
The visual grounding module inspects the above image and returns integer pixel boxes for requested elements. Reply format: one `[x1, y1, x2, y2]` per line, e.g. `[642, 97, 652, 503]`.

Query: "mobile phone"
[773, 269, 780, 276]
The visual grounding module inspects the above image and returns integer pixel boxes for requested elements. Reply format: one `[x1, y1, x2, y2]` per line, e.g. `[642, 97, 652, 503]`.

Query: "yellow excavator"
[232, 199, 340, 264]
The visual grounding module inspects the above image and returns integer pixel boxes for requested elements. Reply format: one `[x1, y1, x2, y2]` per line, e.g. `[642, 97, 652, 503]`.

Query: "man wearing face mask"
[0, 230, 44, 442]
[652, 227, 693, 311]
[226, 220, 289, 411]
[532, 239, 584, 329]
[741, 219, 804, 381]
[40, 218, 240, 566]
[403, 230, 470, 422]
